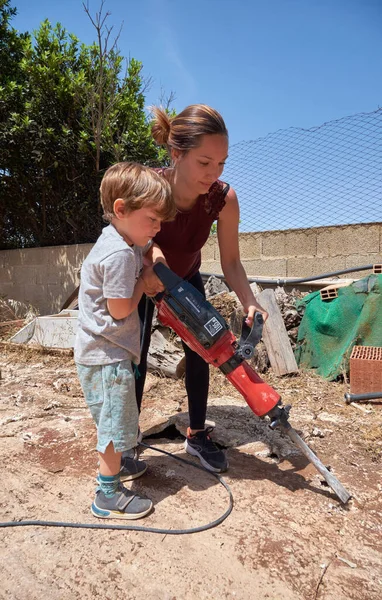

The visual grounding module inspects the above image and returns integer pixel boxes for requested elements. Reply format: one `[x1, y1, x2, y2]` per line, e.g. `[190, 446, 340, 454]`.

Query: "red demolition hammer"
[153, 263, 351, 504]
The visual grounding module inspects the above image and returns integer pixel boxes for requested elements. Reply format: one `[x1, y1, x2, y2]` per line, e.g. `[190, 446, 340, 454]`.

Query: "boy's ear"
[113, 198, 126, 219]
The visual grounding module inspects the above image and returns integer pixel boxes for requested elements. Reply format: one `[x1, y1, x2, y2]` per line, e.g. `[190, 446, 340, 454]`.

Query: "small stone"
[205, 276, 229, 298]
[312, 427, 325, 438]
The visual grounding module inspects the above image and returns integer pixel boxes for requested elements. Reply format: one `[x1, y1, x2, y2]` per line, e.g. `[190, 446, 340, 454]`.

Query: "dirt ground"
[0, 343, 381, 600]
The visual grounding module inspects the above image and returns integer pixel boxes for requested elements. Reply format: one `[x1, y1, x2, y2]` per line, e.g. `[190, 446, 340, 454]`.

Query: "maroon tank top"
[153, 170, 230, 280]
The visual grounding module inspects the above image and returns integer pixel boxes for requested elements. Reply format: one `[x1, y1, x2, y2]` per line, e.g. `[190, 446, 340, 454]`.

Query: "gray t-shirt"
[74, 224, 150, 366]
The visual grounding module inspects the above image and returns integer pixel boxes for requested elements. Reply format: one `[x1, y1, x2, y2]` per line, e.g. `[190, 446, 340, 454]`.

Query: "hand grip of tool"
[237, 312, 264, 359]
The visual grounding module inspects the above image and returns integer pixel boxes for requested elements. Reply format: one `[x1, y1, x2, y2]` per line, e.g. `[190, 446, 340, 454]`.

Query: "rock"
[288, 327, 299, 346]
[283, 308, 300, 329]
[147, 329, 184, 379]
[143, 373, 159, 393]
[0, 297, 39, 323]
[249, 341, 270, 374]
[139, 392, 298, 457]
[205, 275, 229, 298]
[175, 356, 186, 379]
[312, 427, 325, 438]
[52, 378, 71, 393]
[229, 307, 245, 336]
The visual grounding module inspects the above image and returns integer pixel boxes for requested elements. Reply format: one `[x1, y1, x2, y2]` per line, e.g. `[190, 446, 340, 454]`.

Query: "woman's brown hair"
[150, 104, 228, 153]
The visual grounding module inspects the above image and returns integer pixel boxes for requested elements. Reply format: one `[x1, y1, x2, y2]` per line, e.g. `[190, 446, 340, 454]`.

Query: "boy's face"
[113, 202, 162, 246]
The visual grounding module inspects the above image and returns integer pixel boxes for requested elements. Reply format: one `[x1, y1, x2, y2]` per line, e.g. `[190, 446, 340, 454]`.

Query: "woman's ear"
[170, 148, 181, 165]
[113, 198, 126, 219]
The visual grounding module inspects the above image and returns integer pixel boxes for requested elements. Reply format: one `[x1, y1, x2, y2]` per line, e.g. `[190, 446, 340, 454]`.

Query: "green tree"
[0, 0, 29, 245]
[0, 1, 167, 249]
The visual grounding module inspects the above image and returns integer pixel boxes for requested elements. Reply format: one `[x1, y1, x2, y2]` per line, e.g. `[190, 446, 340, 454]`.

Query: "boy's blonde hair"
[100, 162, 175, 223]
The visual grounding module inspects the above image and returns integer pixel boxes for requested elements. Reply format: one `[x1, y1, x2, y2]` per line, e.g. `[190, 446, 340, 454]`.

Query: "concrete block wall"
[1, 223, 381, 315]
[0, 243, 93, 316]
[201, 223, 382, 280]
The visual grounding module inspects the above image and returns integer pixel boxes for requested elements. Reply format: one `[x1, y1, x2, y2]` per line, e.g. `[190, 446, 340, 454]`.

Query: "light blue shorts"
[76, 360, 139, 454]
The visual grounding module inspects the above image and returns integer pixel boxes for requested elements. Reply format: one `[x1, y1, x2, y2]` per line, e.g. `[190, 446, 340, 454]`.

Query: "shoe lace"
[199, 427, 219, 450]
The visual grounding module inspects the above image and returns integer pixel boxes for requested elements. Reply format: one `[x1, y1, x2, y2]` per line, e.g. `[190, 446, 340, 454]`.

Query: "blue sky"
[11, 0, 382, 145]
[10, 0, 382, 231]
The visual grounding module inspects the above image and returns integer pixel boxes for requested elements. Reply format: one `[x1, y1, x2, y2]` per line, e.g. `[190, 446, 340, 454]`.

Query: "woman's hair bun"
[150, 106, 172, 146]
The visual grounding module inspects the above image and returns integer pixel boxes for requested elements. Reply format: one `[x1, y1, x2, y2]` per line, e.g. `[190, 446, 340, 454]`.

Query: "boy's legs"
[77, 361, 152, 519]
[94, 441, 152, 520]
[121, 295, 153, 461]
[99, 441, 122, 476]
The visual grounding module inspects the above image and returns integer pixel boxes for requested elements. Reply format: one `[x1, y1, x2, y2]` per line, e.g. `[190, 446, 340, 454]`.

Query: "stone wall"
[201, 223, 382, 279]
[1, 223, 381, 315]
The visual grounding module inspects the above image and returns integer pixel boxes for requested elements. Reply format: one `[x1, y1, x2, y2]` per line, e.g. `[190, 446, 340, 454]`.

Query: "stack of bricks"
[350, 346, 382, 393]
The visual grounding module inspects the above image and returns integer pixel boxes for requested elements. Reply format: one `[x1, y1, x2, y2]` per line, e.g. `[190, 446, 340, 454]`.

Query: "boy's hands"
[141, 265, 165, 297]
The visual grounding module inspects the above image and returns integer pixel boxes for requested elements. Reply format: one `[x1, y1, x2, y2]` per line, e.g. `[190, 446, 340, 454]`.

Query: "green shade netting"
[294, 274, 382, 380]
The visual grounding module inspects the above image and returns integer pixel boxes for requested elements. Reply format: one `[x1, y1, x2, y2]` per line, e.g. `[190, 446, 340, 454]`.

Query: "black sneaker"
[91, 483, 153, 520]
[119, 457, 147, 482]
[184, 427, 228, 473]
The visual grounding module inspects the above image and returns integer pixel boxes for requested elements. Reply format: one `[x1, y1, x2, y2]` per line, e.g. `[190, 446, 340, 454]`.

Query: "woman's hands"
[244, 302, 268, 327]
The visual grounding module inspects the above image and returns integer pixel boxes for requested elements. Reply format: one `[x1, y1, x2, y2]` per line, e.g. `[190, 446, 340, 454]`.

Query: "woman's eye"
[199, 161, 209, 166]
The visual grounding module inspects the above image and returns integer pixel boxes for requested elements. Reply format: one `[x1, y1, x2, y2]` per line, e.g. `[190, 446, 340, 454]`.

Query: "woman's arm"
[217, 187, 268, 325]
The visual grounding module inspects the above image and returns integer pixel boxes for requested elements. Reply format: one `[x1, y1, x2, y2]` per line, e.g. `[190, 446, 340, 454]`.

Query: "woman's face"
[172, 134, 229, 195]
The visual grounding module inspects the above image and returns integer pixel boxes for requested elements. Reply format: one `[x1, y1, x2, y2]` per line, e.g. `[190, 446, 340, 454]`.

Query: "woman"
[137, 104, 267, 473]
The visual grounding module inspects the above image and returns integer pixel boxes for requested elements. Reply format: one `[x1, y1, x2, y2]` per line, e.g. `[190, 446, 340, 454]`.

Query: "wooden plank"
[252, 286, 299, 376]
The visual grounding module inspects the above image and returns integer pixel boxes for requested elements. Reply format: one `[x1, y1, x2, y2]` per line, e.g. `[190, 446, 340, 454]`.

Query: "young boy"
[75, 162, 175, 519]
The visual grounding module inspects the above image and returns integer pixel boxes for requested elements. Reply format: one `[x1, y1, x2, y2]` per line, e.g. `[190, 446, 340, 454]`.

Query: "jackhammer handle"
[238, 312, 264, 359]
[283, 426, 352, 504]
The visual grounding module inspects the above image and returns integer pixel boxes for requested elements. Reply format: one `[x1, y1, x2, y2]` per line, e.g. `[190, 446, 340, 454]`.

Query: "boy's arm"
[107, 276, 146, 320]
[142, 243, 168, 296]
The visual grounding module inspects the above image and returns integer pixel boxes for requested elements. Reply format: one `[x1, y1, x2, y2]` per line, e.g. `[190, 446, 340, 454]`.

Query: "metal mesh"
[223, 108, 382, 232]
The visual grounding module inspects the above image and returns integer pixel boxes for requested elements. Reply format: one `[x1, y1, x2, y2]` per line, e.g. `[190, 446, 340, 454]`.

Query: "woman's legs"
[181, 272, 209, 431]
[136, 276, 210, 428]
[182, 272, 228, 472]
[135, 295, 155, 413]
[136, 272, 227, 472]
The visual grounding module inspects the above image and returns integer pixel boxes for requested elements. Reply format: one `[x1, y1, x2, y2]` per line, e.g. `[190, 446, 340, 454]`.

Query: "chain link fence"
[223, 108, 382, 232]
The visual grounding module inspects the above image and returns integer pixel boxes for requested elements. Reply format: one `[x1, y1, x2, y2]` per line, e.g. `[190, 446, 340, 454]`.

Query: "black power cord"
[0, 442, 233, 534]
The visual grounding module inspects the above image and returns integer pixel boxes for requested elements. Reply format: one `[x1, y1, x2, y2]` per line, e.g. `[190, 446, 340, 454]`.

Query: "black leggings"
[135, 271, 209, 430]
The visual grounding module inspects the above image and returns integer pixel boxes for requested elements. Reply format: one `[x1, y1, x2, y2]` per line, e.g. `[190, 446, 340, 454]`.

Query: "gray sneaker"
[91, 484, 153, 520]
[119, 457, 147, 482]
